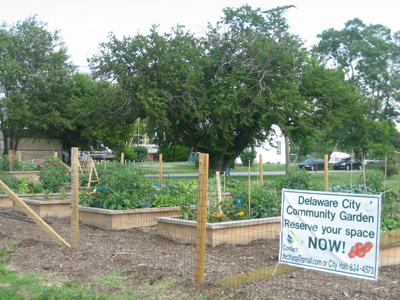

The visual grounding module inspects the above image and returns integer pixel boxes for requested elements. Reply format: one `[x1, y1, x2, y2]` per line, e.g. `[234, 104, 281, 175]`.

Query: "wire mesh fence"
[0, 151, 399, 299]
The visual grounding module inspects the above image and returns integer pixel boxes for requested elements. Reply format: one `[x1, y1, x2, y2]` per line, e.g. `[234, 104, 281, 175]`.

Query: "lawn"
[136, 160, 399, 193]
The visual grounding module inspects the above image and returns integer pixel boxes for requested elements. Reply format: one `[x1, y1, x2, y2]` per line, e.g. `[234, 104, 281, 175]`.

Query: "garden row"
[0, 156, 399, 251]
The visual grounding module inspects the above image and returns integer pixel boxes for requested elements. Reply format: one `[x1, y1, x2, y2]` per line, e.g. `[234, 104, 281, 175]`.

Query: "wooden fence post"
[248, 161, 251, 216]
[324, 154, 329, 190]
[121, 153, 125, 165]
[159, 154, 163, 186]
[9, 150, 15, 171]
[195, 153, 209, 283]
[71, 147, 79, 249]
[259, 154, 263, 187]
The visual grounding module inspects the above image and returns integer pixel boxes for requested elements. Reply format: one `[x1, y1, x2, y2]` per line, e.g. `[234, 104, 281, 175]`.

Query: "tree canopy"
[314, 18, 400, 123]
[89, 5, 367, 170]
[0, 16, 74, 154]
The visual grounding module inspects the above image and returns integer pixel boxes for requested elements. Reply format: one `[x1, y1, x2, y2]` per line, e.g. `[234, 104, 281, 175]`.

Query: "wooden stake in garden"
[195, 153, 209, 283]
[71, 147, 79, 249]
[9, 149, 15, 171]
[324, 154, 329, 190]
[259, 154, 263, 187]
[248, 160, 251, 216]
[216, 171, 223, 214]
[159, 154, 163, 186]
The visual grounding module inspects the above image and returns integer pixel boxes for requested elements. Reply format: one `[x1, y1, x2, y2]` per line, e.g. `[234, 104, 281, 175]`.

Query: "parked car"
[333, 158, 363, 170]
[298, 158, 325, 171]
[365, 159, 384, 165]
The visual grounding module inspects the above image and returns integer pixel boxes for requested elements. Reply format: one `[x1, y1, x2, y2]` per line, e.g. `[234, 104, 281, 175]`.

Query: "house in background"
[254, 125, 286, 164]
[0, 131, 62, 163]
[236, 125, 287, 165]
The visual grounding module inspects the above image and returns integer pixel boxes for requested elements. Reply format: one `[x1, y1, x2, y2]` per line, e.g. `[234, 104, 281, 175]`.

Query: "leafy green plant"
[0, 171, 20, 193]
[38, 156, 70, 193]
[17, 177, 30, 194]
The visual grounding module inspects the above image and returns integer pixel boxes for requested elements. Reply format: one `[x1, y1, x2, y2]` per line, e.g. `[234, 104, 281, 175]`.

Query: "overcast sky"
[1, 0, 399, 72]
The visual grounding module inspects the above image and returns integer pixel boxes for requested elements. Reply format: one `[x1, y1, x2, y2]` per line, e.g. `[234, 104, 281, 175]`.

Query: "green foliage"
[159, 145, 191, 162]
[239, 148, 257, 167]
[117, 147, 137, 161]
[0, 155, 22, 171]
[38, 157, 70, 193]
[315, 18, 400, 123]
[89, 6, 323, 172]
[276, 168, 319, 191]
[0, 171, 20, 193]
[0, 16, 75, 153]
[80, 164, 197, 210]
[381, 163, 399, 178]
[17, 177, 30, 194]
[130, 146, 148, 162]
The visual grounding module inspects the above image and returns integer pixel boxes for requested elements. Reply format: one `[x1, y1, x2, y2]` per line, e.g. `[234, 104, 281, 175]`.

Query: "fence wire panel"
[0, 156, 399, 299]
[199, 171, 400, 299]
[73, 159, 199, 281]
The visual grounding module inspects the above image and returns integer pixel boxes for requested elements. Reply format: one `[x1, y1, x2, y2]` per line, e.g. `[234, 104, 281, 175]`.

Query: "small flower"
[235, 198, 243, 205]
[223, 215, 227, 218]
[237, 211, 245, 217]
[217, 213, 222, 218]
[212, 214, 217, 218]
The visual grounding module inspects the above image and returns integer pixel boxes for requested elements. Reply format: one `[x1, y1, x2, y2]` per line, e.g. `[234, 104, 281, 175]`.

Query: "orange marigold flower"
[238, 211, 245, 216]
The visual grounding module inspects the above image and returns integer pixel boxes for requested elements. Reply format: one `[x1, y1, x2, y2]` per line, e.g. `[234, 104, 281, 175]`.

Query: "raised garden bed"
[155, 216, 281, 247]
[6, 171, 40, 182]
[379, 243, 400, 266]
[12, 193, 72, 218]
[79, 206, 182, 230]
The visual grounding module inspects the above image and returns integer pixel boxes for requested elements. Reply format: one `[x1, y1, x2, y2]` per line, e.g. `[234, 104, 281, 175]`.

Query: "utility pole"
[263, 5, 296, 175]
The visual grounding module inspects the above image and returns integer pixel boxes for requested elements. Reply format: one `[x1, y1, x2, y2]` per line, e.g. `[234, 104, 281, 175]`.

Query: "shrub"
[381, 163, 399, 177]
[131, 146, 148, 162]
[0, 171, 20, 193]
[239, 148, 257, 166]
[276, 168, 319, 191]
[121, 147, 137, 161]
[38, 157, 70, 193]
[159, 145, 191, 162]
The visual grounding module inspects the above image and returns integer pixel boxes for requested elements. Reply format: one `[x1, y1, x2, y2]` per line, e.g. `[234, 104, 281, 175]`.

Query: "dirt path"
[0, 208, 399, 299]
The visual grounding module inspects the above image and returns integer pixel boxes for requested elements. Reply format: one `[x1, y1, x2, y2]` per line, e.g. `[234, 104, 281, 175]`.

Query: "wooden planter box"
[6, 171, 40, 182]
[78, 206, 181, 230]
[12, 194, 72, 218]
[379, 243, 400, 266]
[155, 216, 281, 247]
[0, 192, 65, 208]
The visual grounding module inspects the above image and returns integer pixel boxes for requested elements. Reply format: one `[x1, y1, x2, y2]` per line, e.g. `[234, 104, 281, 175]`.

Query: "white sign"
[279, 189, 381, 280]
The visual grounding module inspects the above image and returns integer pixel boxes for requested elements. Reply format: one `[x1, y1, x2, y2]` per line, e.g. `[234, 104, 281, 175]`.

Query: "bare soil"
[0, 207, 399, 299]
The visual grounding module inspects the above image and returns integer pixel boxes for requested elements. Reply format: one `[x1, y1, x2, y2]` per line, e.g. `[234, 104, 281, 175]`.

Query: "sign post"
[279, 189, 381, 280]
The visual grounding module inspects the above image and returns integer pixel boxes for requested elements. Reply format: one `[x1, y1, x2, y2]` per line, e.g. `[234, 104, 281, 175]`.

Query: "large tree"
[89, 6, 366, 171]
[61, 73, 135, 152]
[314, 18, 400, 123]
[0, 16, 74, 154]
